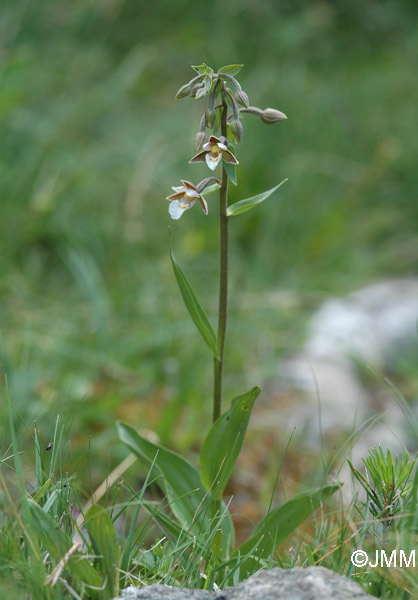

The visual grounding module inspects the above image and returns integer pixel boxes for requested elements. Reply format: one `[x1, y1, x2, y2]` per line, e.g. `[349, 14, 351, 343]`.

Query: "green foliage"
[170, 234, 219, 359]
[117, 421, 235, 557]
[85, 504, 121, 599]
[218, 64, 244, 76]
[28, 499, 102, 596]
[199, 386, 261, 500]
[227, 179, 288, 217]
[191, 64, 214, 75]
[348, 446, 418, 531]
[233, 484, 339, 575]
[2, 2, 418, 598]
[223, 160, 238, 185]
[117, 406, 339, 585]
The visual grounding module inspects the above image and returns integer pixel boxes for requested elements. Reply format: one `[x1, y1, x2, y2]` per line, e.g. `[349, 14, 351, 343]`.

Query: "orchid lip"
[167, 179, 209, 219]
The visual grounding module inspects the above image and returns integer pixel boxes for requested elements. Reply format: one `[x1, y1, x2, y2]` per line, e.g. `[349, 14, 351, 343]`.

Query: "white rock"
[269, 279, 418, 489]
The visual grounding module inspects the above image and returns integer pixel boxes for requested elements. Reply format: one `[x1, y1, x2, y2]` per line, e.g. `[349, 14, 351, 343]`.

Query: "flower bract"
[190, 135, 239, 171]
[166, 180, 208, 220]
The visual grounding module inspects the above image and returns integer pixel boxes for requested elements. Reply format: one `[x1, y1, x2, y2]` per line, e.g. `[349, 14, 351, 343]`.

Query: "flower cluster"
[166, 136, 237, 219]
[166, 64, 286, 219]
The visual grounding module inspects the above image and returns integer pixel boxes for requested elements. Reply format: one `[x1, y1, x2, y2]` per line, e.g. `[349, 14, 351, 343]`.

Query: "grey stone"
[268, 279, 418, 496]
[304, 279, 418, 364]
[120, 583, 208, 599]
[116, 566, 374, 600]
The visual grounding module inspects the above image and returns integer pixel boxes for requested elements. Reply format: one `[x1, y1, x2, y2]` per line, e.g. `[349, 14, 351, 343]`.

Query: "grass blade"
[28, 499, 101, 595]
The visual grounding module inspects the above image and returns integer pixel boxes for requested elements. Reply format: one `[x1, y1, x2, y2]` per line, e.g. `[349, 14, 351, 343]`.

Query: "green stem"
[213, 98, 229, 423]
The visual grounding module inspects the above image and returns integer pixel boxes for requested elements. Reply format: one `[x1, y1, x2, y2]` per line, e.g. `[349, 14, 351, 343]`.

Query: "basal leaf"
[227, 179, 288, 217]
[85, 505, 120, 599]
[234, 484, 339, 576]
[200, 387, 261, 500]
[141, 499, 219, 567]
[218, 64, 244, 76]
[169, 235, 219, 359]
[117, 422, 235, 556]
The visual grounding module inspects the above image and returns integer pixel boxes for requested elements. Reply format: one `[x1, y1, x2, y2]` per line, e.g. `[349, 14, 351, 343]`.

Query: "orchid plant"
[117, 64, 338, 587]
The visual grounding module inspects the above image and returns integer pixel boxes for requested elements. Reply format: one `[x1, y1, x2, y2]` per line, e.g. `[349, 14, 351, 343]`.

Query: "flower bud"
[175, 81, 193, 99]
[194, 130, 207, 152]
[260, 108, 287, 125]
[175, 74, 204, 99]
[205, 108, 216, 129]
[236, 89, 250, 108]
[195, 85, 208, 100]
[230, 118, 243, 142]
[190, 83, 204, 98]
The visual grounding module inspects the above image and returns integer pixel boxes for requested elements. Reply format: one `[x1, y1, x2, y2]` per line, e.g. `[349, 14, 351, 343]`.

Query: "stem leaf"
[223, 160, 237, 186]
[170, 234, 219, 359]
[233, 483, 340, 576]
[200, 386, 261, 500]
[227, 179, 288, 216]
[219, 64, 244, 76]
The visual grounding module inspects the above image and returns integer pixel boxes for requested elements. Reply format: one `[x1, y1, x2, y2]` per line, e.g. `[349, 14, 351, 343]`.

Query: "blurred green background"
[1, 0, 418, 493]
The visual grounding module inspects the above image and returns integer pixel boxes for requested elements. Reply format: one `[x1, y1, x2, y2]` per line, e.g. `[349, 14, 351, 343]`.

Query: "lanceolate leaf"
[85, 505, 120, 599]
[200, 387, 261, 500]
[223, 160, 237, 186]
[234, 483, 339, 576]
[169, 235, 219, 359]
[227, 179, 288, 217]
[219, 64, 244, 76]
[117, 422, 235, 555]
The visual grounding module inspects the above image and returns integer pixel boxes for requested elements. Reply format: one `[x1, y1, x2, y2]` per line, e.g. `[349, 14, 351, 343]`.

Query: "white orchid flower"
[166, 180, 208, 220]
[190, 135, 238, 171]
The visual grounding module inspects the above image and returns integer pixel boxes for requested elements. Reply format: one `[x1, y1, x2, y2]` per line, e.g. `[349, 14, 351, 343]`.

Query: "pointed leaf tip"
[169, 234, 219, 359]
[218, 64, 244, 76]
[200, 386, 261, 500]
[227, 179, 288, 217]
